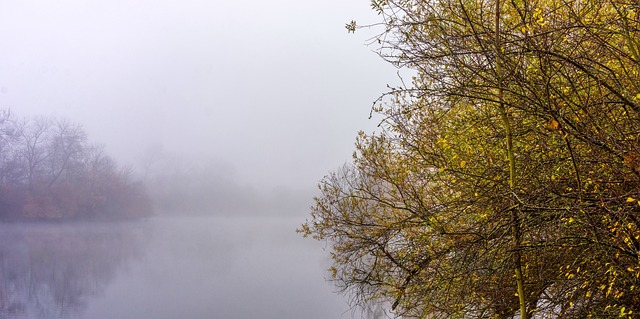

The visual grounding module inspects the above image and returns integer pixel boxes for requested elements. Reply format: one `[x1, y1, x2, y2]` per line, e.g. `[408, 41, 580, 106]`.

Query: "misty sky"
[0, 0, 397, 191]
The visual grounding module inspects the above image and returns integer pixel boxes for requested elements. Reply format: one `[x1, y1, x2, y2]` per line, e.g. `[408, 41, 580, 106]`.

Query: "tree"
[302, 0, 640, 318]
[0, 111, 153, 220]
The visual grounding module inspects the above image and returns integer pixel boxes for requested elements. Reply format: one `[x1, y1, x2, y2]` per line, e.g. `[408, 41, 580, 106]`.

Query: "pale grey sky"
[0, 0, 397, 191]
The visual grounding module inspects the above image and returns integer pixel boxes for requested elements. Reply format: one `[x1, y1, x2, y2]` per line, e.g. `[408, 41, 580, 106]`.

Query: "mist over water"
[0, 216, 363, 319]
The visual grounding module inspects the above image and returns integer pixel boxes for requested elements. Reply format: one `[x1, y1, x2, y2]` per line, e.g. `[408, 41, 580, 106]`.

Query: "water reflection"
[83, 216, 361, 319]
[0, 222, 150, 318]
[0, 217, 363, 319]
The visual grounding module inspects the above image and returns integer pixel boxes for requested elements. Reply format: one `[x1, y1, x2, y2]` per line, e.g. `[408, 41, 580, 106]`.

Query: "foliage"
[301, 0, 640, 318]
[0, 110, 152, 220]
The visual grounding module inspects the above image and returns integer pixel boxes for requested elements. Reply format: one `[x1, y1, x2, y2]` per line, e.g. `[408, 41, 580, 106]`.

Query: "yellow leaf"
[627, 197, 636, 203]
[546, 118, 559, 130]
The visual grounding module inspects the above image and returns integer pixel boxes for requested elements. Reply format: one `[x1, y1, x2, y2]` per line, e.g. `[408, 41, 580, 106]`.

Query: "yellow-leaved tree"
[302, 0, 640, 318]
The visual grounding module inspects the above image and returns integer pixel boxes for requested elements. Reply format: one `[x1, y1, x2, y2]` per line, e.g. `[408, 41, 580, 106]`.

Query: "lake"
[0, 216, 372, 319]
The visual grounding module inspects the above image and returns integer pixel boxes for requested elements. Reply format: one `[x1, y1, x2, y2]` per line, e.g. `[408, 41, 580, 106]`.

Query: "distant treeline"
[0, 110, 152, 221]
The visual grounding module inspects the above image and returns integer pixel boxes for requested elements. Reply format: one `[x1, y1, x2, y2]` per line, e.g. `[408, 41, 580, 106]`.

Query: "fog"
[0, 0, 397, 192]
[0, 0, 397, 318]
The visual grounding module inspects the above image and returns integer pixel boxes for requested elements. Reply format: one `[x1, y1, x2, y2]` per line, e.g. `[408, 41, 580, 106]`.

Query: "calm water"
[0, 216, 366, 319]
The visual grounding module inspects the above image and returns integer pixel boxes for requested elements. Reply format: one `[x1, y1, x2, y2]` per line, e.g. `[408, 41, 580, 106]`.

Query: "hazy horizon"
[0, 0, 399, 194]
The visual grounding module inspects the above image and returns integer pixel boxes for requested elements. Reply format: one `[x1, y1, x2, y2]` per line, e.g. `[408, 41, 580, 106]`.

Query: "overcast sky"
[0, 0, 398, 191]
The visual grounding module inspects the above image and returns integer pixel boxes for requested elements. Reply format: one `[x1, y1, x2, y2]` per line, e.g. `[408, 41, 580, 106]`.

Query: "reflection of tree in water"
[364, 302, 389, 319]
[0, 222, 150, 318]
